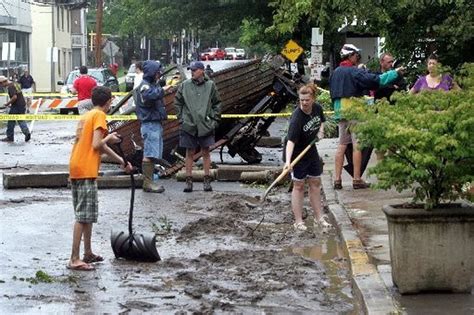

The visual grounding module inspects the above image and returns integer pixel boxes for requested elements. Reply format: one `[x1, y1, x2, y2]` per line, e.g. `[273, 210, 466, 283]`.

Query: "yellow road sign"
[281, 40, 304, 63]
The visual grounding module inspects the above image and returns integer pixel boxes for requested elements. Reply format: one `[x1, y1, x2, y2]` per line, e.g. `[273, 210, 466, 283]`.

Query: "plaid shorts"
[71, 179, 98, 223]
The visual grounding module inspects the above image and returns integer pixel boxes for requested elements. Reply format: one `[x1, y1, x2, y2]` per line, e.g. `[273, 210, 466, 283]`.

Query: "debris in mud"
[12, 270, 54, 284]
[119, 300, 158, 311]
[151, 216, 173, 235]
[11, 271, 79, 285]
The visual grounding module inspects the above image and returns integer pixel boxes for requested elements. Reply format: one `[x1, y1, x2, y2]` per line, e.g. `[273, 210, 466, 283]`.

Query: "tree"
[268, 0, 474, 69]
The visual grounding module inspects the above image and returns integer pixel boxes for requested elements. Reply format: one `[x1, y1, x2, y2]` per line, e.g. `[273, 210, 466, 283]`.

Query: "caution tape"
[0, 111, 334, 121]
[0, 111, 336, 121]
[0, 92, 129, 97]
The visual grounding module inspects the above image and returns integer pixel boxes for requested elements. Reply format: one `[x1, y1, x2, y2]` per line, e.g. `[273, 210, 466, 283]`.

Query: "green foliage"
[455, 63, 474, 90]
[346, 86, 474, 209]
[13, 270, 55, 285]
[316, 90, 338, 138]
[152, 216, 173, 235]
[269, 0, 473, 70]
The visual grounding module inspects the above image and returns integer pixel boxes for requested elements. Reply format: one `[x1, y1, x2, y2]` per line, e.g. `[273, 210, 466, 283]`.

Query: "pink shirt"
[412, 74, 453, 93]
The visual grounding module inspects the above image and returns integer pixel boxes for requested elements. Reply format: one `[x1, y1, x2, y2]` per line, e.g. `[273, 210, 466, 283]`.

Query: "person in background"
[0, 75, 31, 143]
[166, 70, 182, 86]
[374, 52, 407, 102]
[330, 44, 404, 190]
[71, 66, 98, 114]
[284, 84, 331, 232]
[174, 61, 221, 193]
[109, 62, 119, 77]
[18, 69, 35, 113]
[205, 64, 214, 78]
[409, 54, 460, 94]
[68, 86, 133, 271]
[134, 60, 171, 193]
[133, 61, 144, 90]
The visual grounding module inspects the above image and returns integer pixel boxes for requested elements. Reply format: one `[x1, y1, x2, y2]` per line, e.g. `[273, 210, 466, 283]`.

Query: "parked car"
[58, 68, 119, 94]
[124, 63, 136, 92]
[225, 47, 238, 60]
[236, 48, 246, 60]
[200, 48, 226, 61]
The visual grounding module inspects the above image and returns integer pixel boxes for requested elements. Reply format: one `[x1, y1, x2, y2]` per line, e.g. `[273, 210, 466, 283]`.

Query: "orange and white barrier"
[30, 97, 123, 112]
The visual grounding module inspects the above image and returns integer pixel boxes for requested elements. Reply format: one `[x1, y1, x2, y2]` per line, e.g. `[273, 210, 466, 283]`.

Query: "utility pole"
[95, 0, 104, 67]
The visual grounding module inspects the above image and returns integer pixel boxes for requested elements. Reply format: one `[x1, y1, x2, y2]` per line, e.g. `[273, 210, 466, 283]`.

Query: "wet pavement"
[321, 139, 474, 314]
[1, 120, 358, 314]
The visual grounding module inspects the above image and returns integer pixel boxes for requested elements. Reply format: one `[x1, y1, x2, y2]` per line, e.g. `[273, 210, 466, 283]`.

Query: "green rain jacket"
[174, 77, 222, 137]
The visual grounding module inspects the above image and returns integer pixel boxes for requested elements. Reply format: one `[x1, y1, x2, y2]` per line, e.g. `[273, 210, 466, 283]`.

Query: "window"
[61, 8, 64, 31]
[67, 10, 70, 33]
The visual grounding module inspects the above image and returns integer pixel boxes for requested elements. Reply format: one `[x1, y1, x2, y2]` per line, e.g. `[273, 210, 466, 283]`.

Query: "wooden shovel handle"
[262, 137, 318, 200]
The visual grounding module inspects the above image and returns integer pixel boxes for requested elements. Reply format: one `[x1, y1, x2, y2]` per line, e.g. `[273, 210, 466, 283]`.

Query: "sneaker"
[25, 133, 31, 142]
[333, 180, 342, 190]
[353, 179, 371, 189]
[293, 222, 307, 231]
[1, 137, 13, 143]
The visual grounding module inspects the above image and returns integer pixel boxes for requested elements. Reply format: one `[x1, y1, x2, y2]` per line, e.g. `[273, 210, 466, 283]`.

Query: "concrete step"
[2, 171, 143, 189]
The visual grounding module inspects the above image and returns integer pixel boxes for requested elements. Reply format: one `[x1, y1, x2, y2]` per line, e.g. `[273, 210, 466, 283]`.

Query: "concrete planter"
[383, 204, 474, 294]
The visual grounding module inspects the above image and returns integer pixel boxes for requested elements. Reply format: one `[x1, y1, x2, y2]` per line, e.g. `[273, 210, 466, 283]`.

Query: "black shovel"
[110, 142, 161, 262]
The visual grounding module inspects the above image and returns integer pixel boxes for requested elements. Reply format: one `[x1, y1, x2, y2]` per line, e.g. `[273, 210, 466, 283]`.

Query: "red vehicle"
[200, 48, 226, 60]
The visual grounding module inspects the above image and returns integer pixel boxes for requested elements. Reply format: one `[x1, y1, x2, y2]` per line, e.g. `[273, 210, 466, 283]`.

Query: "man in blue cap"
[174, 61, 222, 192]
[134, 60, 170, 193]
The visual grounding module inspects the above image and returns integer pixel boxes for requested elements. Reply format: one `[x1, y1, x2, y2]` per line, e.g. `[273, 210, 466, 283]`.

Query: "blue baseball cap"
[188, 61, 205, 71]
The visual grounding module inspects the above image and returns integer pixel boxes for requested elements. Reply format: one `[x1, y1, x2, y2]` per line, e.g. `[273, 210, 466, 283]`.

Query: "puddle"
[290, 235, 355, 308]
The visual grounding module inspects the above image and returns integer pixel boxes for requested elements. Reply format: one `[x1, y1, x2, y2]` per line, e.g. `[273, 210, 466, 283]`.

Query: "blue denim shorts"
[179, 130, 215, 149]
[140, 121, 163, 159]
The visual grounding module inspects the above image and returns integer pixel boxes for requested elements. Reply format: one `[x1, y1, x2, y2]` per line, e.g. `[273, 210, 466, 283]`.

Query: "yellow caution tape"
[0, 92, 129, 97]
[0, 111, 334, 121]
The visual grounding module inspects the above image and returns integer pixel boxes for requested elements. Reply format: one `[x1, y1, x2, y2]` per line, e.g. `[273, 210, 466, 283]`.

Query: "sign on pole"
[281, 39, 304, 63]
[310, 28, 324, 81]
[2, 42, 16, 61]
[46, 47, 58, 63]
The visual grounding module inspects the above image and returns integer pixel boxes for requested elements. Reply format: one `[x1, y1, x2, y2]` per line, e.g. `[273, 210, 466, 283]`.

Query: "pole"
[95, 0, 104, 67]
[51, 7, 55, 92]
[147, 39, 151, 60]
[6, 44, 10, 80]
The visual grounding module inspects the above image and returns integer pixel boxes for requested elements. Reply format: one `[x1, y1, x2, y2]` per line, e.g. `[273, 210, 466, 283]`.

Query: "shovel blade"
[111, 230, 161, 262]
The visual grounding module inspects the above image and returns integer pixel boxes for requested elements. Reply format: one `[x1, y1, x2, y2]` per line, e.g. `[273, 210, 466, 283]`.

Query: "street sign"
[1, 42, 15, 61]
[281, 40, 303, 63]
[46, 47, 58, 63]
[103, 40, 120, 57]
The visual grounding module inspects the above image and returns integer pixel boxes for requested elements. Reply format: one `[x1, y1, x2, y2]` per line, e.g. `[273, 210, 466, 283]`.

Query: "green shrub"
[346, 88, 474, 209]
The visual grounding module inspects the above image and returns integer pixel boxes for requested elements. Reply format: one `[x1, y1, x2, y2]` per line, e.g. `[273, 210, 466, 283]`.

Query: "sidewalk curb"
[322, 173, 399, 314]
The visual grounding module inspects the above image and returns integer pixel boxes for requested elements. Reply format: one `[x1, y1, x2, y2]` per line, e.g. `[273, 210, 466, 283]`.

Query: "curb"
[322, 173, 399, 314]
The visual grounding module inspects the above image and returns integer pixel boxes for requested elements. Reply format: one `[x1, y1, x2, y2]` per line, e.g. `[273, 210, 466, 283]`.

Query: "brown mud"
[0, 185, 356, 314]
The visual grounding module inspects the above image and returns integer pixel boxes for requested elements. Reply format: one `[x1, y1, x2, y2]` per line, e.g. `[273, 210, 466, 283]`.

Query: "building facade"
[0, 1, 32, 79]
[31, 1, 87, 92]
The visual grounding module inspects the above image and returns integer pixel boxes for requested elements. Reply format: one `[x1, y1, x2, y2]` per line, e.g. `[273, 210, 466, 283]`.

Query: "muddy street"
[0, 179, 356, 314]
[1, 121, 356, 313]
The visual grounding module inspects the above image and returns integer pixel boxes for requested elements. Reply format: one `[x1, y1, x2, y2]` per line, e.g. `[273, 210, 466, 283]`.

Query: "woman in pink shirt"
[410, 54, 460, 94]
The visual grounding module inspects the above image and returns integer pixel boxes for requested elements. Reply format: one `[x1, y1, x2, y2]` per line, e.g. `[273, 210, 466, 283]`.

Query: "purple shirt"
[412, 74, 453, 93]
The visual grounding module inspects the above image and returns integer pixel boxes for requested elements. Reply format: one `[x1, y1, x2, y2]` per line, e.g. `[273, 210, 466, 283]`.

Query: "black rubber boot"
[183, 176, 193, 193]
[203, 175, 213, 192]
